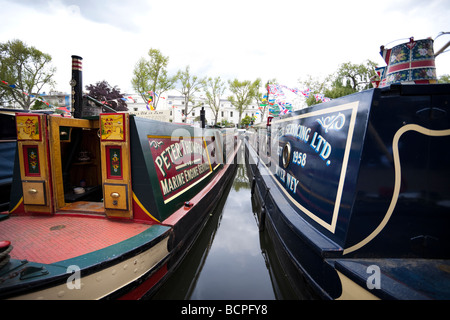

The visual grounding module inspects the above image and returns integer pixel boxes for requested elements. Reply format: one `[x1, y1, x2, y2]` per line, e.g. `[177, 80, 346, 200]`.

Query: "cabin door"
[16, 113, 52, 214]
[48, 116, 102, 212]
[99, 113, 132, 219]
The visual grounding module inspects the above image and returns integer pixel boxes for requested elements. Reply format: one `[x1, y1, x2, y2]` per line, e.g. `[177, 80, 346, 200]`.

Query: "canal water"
[152, 148, 298, 300]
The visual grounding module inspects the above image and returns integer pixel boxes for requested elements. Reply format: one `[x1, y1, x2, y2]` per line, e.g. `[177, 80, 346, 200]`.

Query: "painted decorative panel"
[100, 113, 125, 141]
[16, 114, 41, 141]
[106, 146, 123, 179]
[23, 145, 41, 177]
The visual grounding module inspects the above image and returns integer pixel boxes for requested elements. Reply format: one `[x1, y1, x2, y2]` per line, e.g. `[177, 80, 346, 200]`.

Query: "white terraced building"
[13, 90, 268, 126]
[125, 91, 266, 126]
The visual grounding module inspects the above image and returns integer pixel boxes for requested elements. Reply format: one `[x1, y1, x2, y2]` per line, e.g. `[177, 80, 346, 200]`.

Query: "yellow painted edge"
[344, 125, 450, 255]
[163, 170, 213, 204]
[336, 271, 380, 300]
[154, 136, 216, 205]
[260, 101, 359, 233]
[9, 197, 23, 214]
[132, 192, 160, 223]
[203, 137, 213, 172]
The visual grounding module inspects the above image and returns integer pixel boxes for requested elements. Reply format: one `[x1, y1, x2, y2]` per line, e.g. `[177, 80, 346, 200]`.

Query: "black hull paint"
[146, 155, 239, 299]
[246, 140, 340, 299]
[245, 84, 450, 300]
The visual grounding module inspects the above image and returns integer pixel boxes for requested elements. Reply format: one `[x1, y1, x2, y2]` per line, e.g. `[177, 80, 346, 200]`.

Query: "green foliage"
[334, 60, 377, 91]
[31, 98, 48, 110]
[438, 74, 450, 83]
[228, 78, 261, 126]
[240, 115, 253, 127]
[131, 48, 175, 108]
[299, 60, 377, 106]
[202, 76, 226, 125]
[175, 65, 205, 120]
[0, 39, 56, 109]
[217, 119, 234, 128]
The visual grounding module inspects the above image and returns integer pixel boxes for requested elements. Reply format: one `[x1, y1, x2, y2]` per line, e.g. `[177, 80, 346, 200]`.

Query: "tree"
[438, 74, 450, 83]
[0, 39, 56, 109]
[175, 66, 205, 122]
[202, 76, 226, 125]
[299, 60, 377, 106]
[228, 78, 261, 127]
[31, 98, 51, 110]
[333, 60, 377, 92]
[254, 79, 278, 122]
[241, 115, 253, 127]
[131, 48, 175, 109]
[298, 74, 332, 106]
[323, 78, 356, 100]
[86, 80, 128, 111]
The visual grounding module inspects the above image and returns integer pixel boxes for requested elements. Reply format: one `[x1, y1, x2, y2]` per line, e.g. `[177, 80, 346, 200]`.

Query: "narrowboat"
[0, 109, 54, 212]
[0, 56, 239, 299]
[245, 37, 450, 299]
[0, 109, 20, 212]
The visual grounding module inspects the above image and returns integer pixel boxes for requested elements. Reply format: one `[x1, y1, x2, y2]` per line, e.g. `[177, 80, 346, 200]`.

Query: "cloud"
[7, 0, 152, 33]
[1, 0, 449, 95]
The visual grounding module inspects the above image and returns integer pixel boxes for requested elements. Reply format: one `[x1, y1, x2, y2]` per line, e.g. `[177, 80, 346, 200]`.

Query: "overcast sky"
[1, 0, 449, 94]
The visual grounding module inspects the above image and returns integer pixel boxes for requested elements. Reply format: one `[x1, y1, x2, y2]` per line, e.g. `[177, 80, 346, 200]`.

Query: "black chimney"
[71, 55, 83, 118]
[200, 106, 205, 128]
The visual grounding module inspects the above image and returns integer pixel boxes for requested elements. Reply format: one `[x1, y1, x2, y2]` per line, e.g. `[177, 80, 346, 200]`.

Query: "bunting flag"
[0, 79, 62, 110]
[301, 88, 311, 98]
[1, 78, 135, 112]
[260, 95, 268, 108]
[121, 96, 135, 103]
[314, 93, 324, 102]
[267, 84, 331, 114]
[57, 106, 70, 113]
[145, 91, 155, 111]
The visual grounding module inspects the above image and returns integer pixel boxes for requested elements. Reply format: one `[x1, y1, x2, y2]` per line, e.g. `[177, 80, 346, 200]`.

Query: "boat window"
[282, 142, 291, 169]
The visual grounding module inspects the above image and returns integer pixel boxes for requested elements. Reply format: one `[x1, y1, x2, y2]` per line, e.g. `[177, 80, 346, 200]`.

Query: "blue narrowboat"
[245, 37, 450, 299]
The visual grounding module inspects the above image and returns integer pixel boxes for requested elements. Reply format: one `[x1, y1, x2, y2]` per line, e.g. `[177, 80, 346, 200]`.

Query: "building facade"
[125, 91, 267, 127]
[11, 90, 269, 127]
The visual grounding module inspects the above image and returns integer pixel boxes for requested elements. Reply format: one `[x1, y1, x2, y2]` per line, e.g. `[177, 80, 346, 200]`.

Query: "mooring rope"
[0, 244, 13, 269]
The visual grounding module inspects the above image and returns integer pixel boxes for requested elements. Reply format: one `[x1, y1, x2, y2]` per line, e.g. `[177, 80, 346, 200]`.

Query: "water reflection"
[152, 146, 298, 300]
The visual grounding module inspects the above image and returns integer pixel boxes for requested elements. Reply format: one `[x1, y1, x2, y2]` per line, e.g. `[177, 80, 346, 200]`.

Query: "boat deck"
[1, 208, 152, 264]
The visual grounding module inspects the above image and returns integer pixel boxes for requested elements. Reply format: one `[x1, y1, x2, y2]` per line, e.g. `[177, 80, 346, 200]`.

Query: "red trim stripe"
[117, 264, 168, 300]
[162, 140, 241, 226]
[72, 60, 82, 70]
[387, 59, 435, 73]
